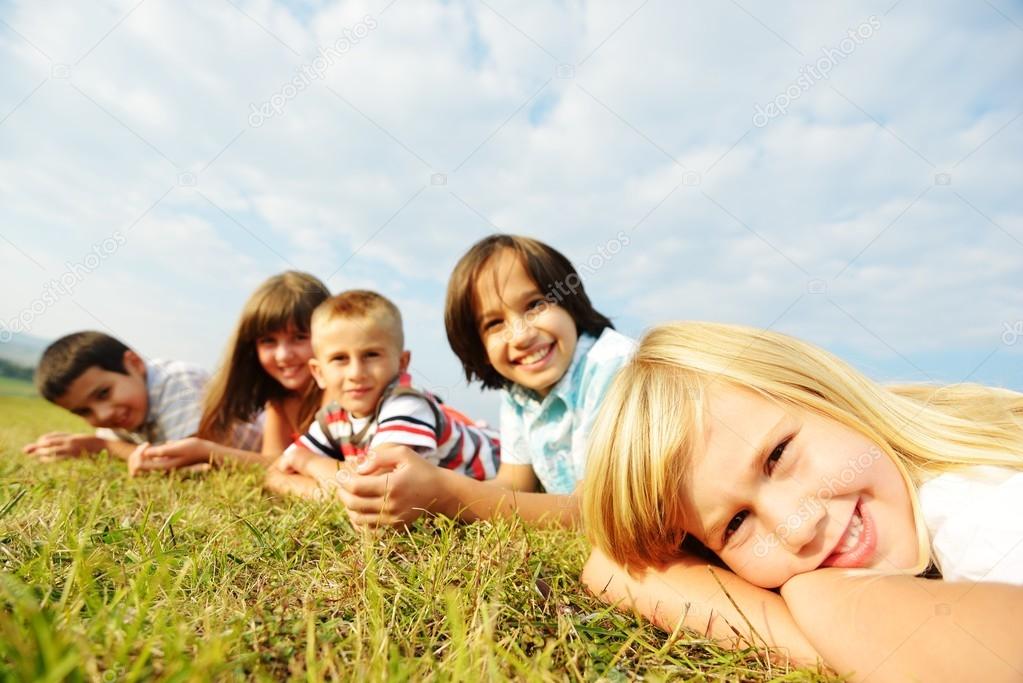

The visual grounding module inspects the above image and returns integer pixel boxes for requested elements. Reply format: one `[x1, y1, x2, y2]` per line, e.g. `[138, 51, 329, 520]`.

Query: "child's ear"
[308, 358, 327, 390]
[123, 350, 145, 375]
[399, 350, 411, 374]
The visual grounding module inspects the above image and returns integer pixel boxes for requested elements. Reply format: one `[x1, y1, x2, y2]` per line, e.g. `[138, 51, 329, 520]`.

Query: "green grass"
[0, 396, 836, 682]
[0, 376, 36, 397]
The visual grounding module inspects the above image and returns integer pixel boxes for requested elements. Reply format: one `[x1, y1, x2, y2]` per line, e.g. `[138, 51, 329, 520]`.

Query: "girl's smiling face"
[256, 324, 314, 392]
[682, 384, 920, 588]
[475, 249, 578, 397]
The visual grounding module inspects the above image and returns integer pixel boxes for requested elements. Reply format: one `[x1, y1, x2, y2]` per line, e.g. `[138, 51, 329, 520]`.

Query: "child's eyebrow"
[484, 286, 543, 315]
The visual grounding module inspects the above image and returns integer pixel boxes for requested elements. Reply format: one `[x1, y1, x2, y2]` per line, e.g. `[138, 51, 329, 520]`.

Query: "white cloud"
[1, 0, 1021, 422]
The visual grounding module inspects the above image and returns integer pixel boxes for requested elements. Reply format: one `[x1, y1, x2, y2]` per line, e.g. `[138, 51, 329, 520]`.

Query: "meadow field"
[0, 384, 834, 682]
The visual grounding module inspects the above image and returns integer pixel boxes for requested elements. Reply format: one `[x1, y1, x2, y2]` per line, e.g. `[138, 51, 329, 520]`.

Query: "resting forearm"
[583, 548, 820, 666]
[264, 468, 329, 500]
[781, 570, 1023, 682]
[298, 455, 347, 486]
[205, 445, 274, 468]
[102, 439, 139, 461]
[435, 468, 578, 527]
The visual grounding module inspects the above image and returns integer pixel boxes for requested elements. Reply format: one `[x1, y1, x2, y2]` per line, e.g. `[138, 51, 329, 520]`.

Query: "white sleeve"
[498, 391, 532, 466]
[153, 365, 208, 442]
[369, 394, 438, 451]
[920, 466, 1023, 585]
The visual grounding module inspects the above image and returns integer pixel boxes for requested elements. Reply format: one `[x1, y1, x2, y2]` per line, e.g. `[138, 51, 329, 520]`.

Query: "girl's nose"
[509, 315, 537, 347]
[96, 404, 116, 424]
[276, 343, 296, 362]
[772, 495, 826, 552]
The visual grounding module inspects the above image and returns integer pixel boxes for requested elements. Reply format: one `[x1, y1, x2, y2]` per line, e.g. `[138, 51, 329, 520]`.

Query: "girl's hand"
[127, 437, 213, 476]
[337, 444, 446, 528]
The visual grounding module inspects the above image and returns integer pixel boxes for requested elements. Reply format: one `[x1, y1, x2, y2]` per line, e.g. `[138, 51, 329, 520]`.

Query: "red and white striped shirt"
[288, 377, 500, 481]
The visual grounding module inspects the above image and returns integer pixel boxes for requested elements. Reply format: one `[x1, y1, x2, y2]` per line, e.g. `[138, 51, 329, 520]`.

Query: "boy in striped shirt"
[269, 290, 499, 496]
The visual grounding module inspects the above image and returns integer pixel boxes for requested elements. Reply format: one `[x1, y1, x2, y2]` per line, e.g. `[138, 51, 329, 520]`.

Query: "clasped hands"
[275, 443, 447, 528]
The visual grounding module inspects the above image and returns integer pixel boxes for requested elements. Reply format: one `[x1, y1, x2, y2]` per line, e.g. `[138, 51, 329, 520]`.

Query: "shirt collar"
[507, 332, 597, 409]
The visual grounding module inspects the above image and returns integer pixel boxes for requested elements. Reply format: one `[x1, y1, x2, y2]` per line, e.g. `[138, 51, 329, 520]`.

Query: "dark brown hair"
[444, 234, 613, 390]
[198, 271, 329, 442]
[35, 331, 132, 402]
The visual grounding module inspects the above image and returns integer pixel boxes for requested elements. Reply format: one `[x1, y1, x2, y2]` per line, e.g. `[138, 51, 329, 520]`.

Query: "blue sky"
[1, 0, 1021, 422]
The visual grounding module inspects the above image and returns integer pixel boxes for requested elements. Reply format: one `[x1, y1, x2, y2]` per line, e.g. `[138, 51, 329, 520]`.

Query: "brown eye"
[766, 439, 790, 475]
[724, 510, 748, 543]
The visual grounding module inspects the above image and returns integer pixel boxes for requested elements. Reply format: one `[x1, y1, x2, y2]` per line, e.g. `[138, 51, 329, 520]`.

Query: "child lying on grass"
[264, 289, 501, 499]
[582, 321, 1023, 680]
[22, 331, 259, 462]
[128, 271, 329, 473]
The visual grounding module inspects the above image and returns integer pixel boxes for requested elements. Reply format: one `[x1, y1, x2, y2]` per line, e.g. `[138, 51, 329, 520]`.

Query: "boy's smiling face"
[55, 350, 149, 430]
[309, 315, 410, 418]
[475, 249, 578, 397]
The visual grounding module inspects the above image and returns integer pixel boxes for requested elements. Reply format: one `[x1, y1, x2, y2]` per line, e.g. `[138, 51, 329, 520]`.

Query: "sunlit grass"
[1, 394, 834, 681]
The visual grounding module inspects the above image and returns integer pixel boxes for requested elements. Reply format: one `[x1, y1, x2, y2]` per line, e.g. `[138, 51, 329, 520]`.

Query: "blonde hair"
[582, 321, 1023, 577]
[312, 290, 404, 351]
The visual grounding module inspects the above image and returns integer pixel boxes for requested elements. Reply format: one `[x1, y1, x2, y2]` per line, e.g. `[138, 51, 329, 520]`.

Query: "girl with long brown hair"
[129, 271, 329, 472]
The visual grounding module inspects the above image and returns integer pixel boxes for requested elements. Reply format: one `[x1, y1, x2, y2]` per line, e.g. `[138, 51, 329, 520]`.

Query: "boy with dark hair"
[23, 331, 258, 460]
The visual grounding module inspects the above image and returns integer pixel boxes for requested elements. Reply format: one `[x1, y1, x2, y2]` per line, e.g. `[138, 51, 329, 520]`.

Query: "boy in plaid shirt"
[23, 331, 259, 461]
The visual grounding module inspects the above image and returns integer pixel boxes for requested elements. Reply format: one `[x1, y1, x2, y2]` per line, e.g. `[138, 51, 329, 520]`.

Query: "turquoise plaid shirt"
[499, 328, 635, 494]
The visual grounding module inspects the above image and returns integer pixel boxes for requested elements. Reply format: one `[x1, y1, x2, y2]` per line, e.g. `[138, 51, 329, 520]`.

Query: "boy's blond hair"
[311, 290, 404, 350]
[582, 321, 1023, 577]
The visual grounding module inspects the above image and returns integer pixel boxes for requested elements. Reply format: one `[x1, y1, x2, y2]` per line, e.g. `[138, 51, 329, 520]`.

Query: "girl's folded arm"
[581, 547, 821, 666]
[780, 568, 1023, 683]
[260, 402, 291, 456]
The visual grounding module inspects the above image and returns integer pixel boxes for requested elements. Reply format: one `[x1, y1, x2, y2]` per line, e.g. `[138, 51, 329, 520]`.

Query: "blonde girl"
[130, 272, 329, 473]
[582, 321, 1023, 680]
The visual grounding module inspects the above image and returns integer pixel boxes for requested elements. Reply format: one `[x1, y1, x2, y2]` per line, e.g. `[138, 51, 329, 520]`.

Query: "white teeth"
[520, 346, 550, 365]
[836, 511, 863, 554]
